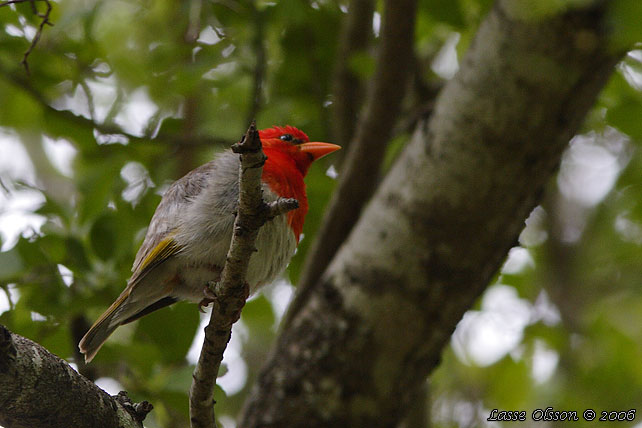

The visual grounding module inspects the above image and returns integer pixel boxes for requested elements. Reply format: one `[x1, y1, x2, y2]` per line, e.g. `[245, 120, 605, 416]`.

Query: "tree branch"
[0, 324, 152, 428]
[330, 0, 374, 151]
[290, 0, 418, 326]
[188, 122, 298, 428]
[245, 2, 267, 127]
[0, 0, 55, 75]
[0, 0, 48, 6]
[1, 69, 235, 148]
[241, 2, 623, 426]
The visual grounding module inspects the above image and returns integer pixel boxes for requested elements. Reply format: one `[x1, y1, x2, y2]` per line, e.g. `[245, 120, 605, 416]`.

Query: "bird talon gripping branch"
[78, 125, 340, 362]
[199, 283, 219, 312]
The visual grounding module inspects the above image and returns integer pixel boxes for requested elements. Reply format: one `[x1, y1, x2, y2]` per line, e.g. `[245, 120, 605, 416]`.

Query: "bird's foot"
[198, 281, 250, 317]
[199, 282, 218, 312]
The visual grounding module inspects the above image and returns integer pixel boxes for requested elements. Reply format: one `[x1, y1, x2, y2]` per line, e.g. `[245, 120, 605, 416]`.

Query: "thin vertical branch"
[331, 0, 374, 152]
[288, 0, 418, 326]
[185, 0, 203, 43]
[80, 80, 97, 122]
[179, 0, 203, 174]
[188, 122, 298, 428]
[245, 2, 266, 126]
[19, 0, 53, 75]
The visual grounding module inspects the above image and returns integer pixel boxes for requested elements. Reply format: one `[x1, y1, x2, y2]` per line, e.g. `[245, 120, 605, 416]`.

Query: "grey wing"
[131, 160, 219, 275]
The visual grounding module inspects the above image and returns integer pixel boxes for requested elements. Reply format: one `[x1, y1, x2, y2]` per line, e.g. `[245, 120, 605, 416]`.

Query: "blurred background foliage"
[1, 0, 642, 427]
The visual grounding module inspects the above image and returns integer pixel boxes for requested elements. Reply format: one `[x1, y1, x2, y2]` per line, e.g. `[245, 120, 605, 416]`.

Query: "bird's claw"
[199, 282, 218, 312]
[198, 281, 250, 316]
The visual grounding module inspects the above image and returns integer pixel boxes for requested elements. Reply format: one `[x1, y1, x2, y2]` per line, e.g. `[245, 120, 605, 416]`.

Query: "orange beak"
[299, 142, 341, 161]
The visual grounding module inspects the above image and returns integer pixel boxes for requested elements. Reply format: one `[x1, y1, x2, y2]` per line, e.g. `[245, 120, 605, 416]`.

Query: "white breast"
[172, 153, 297, 301]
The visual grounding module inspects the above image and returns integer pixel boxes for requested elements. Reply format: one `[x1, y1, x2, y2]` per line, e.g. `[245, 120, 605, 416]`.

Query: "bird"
[79, 125, 340, 362]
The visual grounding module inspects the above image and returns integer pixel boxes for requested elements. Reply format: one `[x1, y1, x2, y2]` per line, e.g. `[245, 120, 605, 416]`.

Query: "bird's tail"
[79, 292, 129, 363]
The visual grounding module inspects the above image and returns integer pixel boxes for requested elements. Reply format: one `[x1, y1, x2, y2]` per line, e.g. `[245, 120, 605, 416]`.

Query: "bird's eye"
[280, 134, 293, 142]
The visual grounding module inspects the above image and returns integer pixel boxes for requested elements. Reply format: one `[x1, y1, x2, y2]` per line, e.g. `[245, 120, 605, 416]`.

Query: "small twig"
[188, 121, 298, 428]
[1, 67, 235, 148]
[0, 177, 11, 194]
[211, 26, 225, 40]
[79, 80, 97, 122]
[19, 0, 54, 75]
[103, 84, 124, 126]
[185, 0, 202, 43]
[0, 0, 44, 5]
[245, 2, 266, 126]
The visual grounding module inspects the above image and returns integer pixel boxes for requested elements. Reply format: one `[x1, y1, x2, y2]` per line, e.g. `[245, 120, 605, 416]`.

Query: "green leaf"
[0, 248, 24, 282]
[37, 235, 68, 265]
[161, 364, 196, 393]
[65, 237, 91, 272]
[425, 0, 466, 27]
[90, 213, 119, 261]
[348, 51, 376, 80]
[135, 301, 200, 364]
[76, 157, 122, 224]
[0, 80, 43, 130]
[608, 0, 642, 50]
[606, 96, 642, 141]
[242, 295, 275, 334]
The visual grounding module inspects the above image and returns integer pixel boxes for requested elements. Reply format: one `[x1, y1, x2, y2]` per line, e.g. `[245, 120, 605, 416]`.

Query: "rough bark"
[241, 2, 622, 426]
[0, 325, 151, 428]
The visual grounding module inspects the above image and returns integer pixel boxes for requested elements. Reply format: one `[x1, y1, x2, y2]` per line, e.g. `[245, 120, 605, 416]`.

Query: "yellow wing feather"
[130, 234, 182, 284]
[79, 235, 182, 362]
[85, 235, 181, 331]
